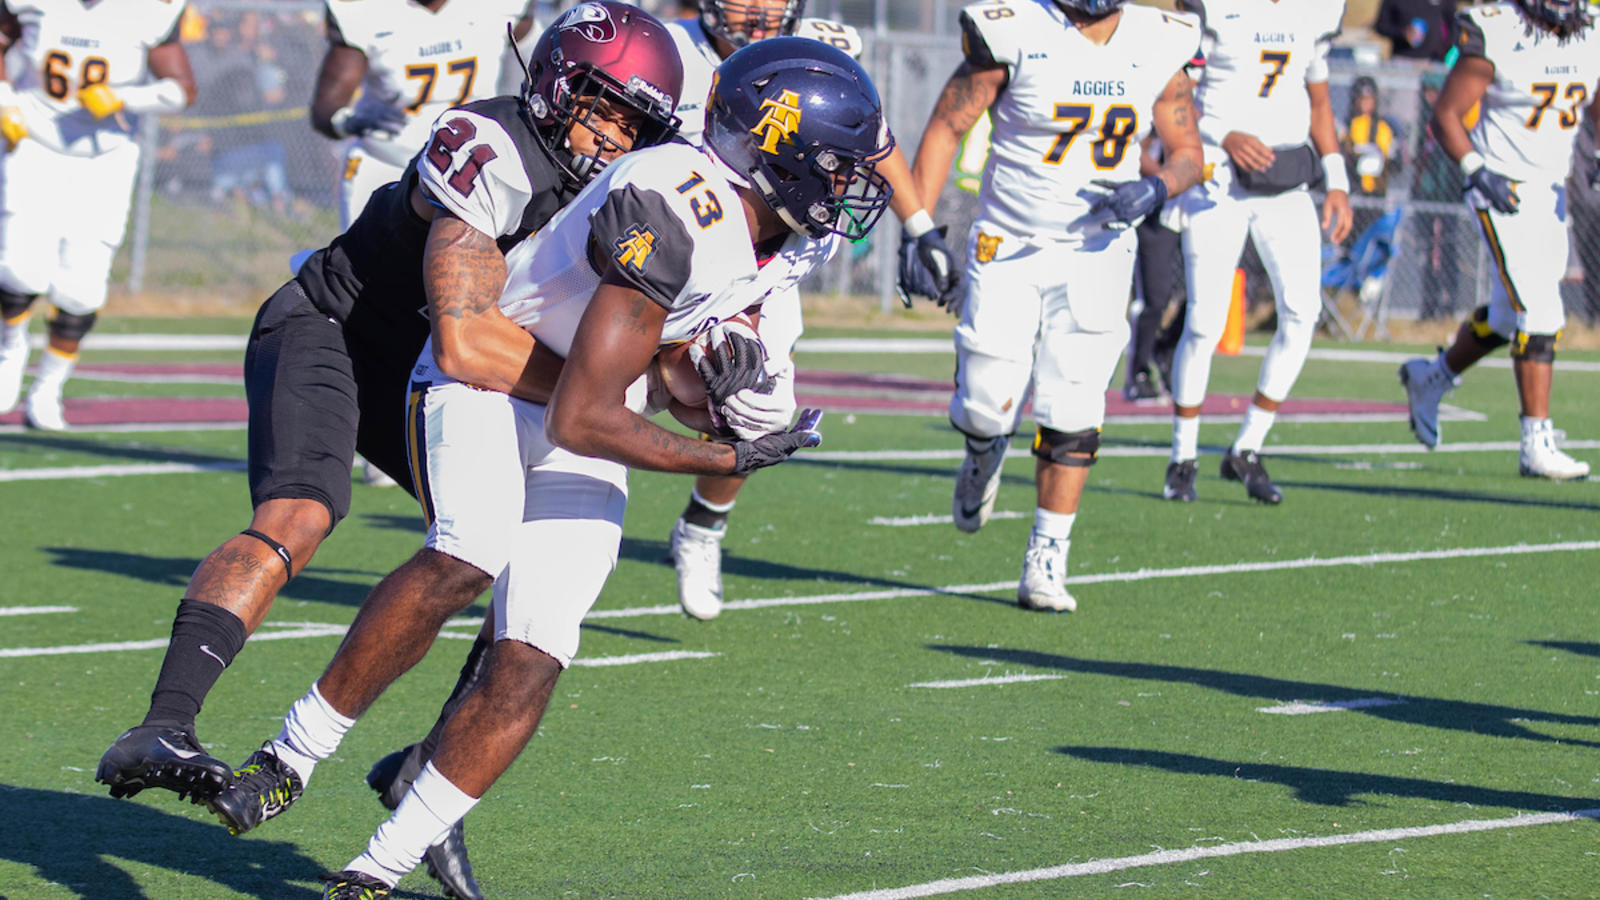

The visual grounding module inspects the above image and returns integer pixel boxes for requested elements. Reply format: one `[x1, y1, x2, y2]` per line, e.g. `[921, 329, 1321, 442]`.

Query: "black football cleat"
[208, 743, 304, 835]
[1220, 449, 1283, 505]
[319, 870, 391, 899]
[96, 724, 232, 801]
[1162, 459, 1198, 502]
[368, 745, 483, 900]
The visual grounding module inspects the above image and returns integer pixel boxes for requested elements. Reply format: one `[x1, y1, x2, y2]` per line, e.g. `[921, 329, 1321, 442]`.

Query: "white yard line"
[807, 808, 1600, 900]
[30, 334, 248, 351]
[0, 422, 246, 437]
[0, 461, 245, 482]
[1258, 698, 1407, 715]
[7, 540, 1591, 661]
[908, 673, 1067, 689]
[0, 605, 76, 616]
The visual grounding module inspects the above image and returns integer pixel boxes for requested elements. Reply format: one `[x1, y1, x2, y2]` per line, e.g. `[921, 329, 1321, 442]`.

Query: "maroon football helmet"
[517, 1, 684, 186]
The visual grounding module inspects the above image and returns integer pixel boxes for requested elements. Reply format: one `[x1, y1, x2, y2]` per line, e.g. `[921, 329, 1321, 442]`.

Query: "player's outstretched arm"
[309, 43, 368, 139]
[546, 271, 739, 476]
[1307, 81, 1353, 243]
[910, 61, 1005, 221]
[422, 212, 565, 403]
[1150, 69, 1204, 200]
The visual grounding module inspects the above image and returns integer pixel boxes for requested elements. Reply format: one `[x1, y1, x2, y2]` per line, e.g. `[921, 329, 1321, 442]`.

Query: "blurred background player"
[912, 0, 1203, 612]
[1161, 0, 1353, 505]
[660, 0, 960, 620]
[309, 0, 535, 487]
[0, 1, 196, 430]
[1398, 0, 1597, 480]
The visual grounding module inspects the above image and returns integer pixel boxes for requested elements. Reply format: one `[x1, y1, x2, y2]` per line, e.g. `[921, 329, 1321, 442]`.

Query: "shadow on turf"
[1057, 747, 1600, 813]
[931, 646, 1600, 748]
[1528, 640, 1600, 659]
[0, 783, 441, 899]
[40, 547, 379, 608]
[618, 535, 1006, 604]
[0, 432, 242, 469]
[1270, 478, 1600, 513]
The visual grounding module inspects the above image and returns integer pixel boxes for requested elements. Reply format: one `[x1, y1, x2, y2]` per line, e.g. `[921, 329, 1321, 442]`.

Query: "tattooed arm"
[1150, 69, 1204, 200]
[423, 212, 565, 403]
[910, 60, 1007, 220]
[545, 268, 739, 475]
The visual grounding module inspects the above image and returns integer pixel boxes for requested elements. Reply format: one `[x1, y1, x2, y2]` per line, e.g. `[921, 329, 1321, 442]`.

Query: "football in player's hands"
[653, 313, 763, 408]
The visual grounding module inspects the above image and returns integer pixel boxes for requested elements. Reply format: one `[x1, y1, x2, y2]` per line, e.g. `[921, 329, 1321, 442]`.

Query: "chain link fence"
[97, 2, 1599, 332]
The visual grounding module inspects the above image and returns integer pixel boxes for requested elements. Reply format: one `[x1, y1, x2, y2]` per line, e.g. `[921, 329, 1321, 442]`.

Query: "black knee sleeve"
[49, 310, 98, 342]
[240, 529, 293, 579]
[1512, 331, 1559, 363]
[1031, 426, 1100, 467]
[1466, 306, 1510, 352]
[0, 288, 35, 320]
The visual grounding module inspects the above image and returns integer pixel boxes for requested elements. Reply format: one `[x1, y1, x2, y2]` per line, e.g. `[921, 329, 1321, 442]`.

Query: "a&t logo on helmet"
[557, 2, 619, 43]
[750, 89, 802, 155]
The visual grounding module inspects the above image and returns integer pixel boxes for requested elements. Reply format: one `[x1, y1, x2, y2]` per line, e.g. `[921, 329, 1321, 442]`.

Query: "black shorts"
[244, 282, 422, 526]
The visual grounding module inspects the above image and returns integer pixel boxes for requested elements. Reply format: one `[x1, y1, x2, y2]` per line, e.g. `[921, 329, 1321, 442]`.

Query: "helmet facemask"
[1514, 0, 1594, 40]
[527, 63, 680, 185]
[701, 0, 806, 49]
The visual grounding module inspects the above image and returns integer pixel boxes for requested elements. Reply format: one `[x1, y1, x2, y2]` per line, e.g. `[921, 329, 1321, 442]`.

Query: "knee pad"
[49, 310, 97, 342]
[0, 288, 35, 321]
[1511, 331, 1559, 363]
[1467, 306, 1511, 352]
[1031, 426, 1099, 467]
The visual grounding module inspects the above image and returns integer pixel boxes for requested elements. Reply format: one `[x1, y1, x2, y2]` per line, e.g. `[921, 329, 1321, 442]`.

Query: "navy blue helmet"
[703, 37, 894, 240]
[1514, 0, 1593, 35]
[701, 0, 806, 49]
[1054, 0, 1127, 16]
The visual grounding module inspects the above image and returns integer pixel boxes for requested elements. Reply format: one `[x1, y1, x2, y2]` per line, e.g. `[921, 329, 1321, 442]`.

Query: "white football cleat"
[357, 457, 399, 488]
[1519, 421, 1590, 481]
[1017, 534, 1075, 612]
[0, 340, 25, 414]
[670, 517, 725, 620]
[952, 436, 1007, 533]
[23, 387, 66, 431]
[1399, 356, 1458, 450]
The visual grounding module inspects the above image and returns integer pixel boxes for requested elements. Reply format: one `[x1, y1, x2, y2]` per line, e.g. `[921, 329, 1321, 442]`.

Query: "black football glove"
[694, 329, 770, 408]
[1463, 162, 1518, 215]
[897, 226, 963, 312]
[730, 408, 823, 476]
[1089, 175, 1168, 229]
[334, 104, 409, 139]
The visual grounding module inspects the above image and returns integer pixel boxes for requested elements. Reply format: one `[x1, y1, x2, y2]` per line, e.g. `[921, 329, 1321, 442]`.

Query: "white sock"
[348, 761, 479, 888]
[1520, 416, 1550, 442]
[1435, 349, 1457, 380]
[689, 487, 735, 514]
[273, 682, 355, 785]
[1171, 416, 1200, 463]
[1, 312, 28, 350]
[1033, 508, 1076, 542]
[28, 346, 75, 396]
[1233, 404, 1277, 453]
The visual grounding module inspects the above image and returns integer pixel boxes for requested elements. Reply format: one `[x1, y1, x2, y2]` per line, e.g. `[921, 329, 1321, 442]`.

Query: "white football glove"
[716, 361, 797, 441]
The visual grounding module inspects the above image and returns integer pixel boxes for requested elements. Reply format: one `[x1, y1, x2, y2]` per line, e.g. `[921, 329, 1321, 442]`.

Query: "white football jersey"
[2, 0, 185, 156]
[1179, 0, 1345, 148]
[1458, 3, 1600, 183]
[666, 17, 864, 145]
[960, 0, 1199, 240]
[498, 141, 839, 357]
[326, 0, 527, 167]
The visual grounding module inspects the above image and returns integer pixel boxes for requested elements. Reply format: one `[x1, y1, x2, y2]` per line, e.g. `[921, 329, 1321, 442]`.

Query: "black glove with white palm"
[718, 362, 797, 441]
[331, 103, 409, 139]
[1460, 152, 1518, 215]
[731, 408, 823, 476]
[1089, 175, 1168, 230]
[897, 225, 964, 313]
[694, 326, 771, 410]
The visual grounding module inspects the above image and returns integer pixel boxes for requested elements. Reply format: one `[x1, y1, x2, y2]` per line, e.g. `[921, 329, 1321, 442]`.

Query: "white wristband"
[329, 106, 356, 139]
[902, 209, 935, 239]
[1459, 151, 1486, 177]
[1320, 152, 1350, 194]
[0, 81, 17, 107]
